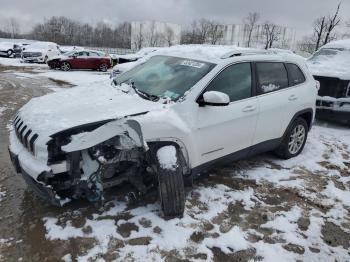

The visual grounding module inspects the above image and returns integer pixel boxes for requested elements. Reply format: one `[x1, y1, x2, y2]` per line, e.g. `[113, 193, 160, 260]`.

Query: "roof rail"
[221, 49, 269, 59]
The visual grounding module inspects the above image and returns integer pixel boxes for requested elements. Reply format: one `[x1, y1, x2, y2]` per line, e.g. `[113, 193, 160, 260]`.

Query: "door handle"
[288, 95, 298, 101]
[242, 105, 257, 112]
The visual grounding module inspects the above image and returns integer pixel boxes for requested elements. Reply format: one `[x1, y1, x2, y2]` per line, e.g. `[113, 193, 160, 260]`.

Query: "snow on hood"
[322, 39, 350, 49]
[112, 61, 138, 73]
[307, 49, 350, 80]
[22, 48, 45, 53]
[17, 84, 164, 136]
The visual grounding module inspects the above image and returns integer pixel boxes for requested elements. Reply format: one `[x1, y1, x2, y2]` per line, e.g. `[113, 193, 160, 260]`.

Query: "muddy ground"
[0, 64, 349, 261]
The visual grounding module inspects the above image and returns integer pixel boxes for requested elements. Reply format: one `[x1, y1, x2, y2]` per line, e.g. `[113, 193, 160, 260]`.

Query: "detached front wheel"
[156, 146, 185, 218]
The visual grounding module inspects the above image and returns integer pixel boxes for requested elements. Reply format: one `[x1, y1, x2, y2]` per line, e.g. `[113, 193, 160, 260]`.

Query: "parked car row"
[47, 49, 112, 71]
[0, 41, 29, 58]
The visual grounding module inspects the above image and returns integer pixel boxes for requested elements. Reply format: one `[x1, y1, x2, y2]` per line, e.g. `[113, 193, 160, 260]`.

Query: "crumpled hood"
[17, 84, 165, 137]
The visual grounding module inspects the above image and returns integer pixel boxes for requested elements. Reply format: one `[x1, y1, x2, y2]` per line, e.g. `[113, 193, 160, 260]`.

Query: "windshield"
[116, 55, 215, 101]
[309, 48, 347, 61]
[64, 50, 77, 56]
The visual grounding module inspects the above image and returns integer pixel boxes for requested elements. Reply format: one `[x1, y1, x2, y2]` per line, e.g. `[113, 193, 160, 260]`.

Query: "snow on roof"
[152, 44, 247, 62]
[322, 39, 350, 49]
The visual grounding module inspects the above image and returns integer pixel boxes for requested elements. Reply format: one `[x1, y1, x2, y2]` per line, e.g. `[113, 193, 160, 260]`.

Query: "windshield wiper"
[129, 81, 159, 102]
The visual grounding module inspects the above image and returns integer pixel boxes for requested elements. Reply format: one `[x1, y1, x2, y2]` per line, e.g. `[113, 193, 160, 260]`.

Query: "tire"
[275, 117, 308, 159]
[156, 146, 185, 218]
[7, 50, 13, 58]
[60, 62, 71, 71]
[99, 63, 108, 72]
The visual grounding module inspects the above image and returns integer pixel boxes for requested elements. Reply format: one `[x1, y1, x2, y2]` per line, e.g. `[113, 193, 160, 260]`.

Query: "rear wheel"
[99, 63, 108, 72]
[275, 117, 308, 159]
[60, 62, 71, 71]
[156, 146, 185, 218]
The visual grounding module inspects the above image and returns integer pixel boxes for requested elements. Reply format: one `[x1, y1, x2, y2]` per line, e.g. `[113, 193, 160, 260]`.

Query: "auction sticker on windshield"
[180, 60, 205, 68]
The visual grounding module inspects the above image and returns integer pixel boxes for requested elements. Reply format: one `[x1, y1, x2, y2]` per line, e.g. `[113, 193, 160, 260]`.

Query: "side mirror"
[198, 91, 230, 106]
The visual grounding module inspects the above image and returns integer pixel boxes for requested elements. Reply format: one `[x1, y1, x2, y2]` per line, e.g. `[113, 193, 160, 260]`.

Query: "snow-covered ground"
[1, 57, 350, 261]
[40, 124, 350, 261]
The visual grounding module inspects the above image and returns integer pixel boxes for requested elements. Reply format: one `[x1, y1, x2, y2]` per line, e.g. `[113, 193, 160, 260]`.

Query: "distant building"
[219, 24, 297, 50]
[131, 21, 181, 49]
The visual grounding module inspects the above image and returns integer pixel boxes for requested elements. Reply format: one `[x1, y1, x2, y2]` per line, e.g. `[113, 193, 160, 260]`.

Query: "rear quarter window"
[286, 63, 306, 86]
[256, 62, 288, 94]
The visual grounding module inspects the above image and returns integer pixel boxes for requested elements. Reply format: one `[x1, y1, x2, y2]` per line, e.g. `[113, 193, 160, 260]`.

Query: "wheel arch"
[283, 108, 313, 139]
[146, 139, 191, 175]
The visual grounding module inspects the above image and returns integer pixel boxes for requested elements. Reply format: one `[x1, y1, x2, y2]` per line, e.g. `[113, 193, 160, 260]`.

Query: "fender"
[282, 108, 314, 140]
[62, 119, 146, 153]
[147, 139, 191, 175]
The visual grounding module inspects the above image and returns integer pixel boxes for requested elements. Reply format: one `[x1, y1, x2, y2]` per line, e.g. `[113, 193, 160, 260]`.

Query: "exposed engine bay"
[39, 119, 153, 204]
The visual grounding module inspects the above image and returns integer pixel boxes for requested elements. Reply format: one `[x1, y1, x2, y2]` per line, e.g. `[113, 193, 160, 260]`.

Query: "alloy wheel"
[288, 124, 306, 154]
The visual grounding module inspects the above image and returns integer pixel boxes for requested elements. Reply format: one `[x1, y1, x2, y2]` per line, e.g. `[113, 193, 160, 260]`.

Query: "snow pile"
[261, 84, 280, 93]
[157, 146, 178, 170]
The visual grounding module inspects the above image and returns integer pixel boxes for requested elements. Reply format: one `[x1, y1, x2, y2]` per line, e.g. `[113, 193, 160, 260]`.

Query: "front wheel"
[7, 50, 13, 58]
[99, 63, 108, 72]
[156, 146, 185, 218]
[60, 62, 71, 71]
[275, 117, 308, 159]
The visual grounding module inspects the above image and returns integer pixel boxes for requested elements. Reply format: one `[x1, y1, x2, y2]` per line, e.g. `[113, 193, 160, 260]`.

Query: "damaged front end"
[39, 119, 150, 205]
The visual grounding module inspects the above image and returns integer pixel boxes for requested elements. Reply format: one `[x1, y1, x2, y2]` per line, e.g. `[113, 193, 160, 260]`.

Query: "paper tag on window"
[180, 60, 205, 68]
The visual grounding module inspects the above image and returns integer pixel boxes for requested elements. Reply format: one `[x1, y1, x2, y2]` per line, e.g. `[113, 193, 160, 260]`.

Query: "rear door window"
[286, 63, 306, 86]
[256, 62, 288, 94]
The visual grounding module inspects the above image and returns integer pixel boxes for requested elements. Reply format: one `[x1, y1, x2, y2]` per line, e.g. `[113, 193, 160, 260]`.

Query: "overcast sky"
[0, 0, 349, 38]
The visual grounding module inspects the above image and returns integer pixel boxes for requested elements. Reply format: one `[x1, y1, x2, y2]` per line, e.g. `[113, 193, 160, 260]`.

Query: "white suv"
[21, 41, 61, 63]
[9, 47, 317, 217]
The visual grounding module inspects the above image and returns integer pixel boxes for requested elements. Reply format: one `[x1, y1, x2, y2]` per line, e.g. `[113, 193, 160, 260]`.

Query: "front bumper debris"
[8, 147, 61, 206]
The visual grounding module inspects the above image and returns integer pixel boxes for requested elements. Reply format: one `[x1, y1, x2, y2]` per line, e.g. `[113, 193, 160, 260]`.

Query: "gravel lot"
[0, 58, 349, 261]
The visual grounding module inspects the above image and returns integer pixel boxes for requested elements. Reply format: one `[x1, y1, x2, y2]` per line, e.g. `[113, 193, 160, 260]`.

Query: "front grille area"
[313, 76, 349, 98]
[316, 100, 334, 108]
[14, 116, 38, 155]
[22, 52, 42, 58]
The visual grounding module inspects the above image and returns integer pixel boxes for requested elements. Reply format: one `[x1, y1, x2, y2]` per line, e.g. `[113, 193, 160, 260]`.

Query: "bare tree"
[5, 18, 20, 38]
[297, 35, 317, 55]
[313, 17, 327, 51]
[133, 25, 144, 49]
[164, 26, 175, 46]
[262, 21, 281, 49]
[244, 12, 260, 47]
[208, 22, 224, 44]
[323, 3, 341, 46]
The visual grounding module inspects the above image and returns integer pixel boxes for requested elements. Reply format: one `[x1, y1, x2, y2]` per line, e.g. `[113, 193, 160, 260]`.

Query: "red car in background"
[47, 50, 112, 72]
